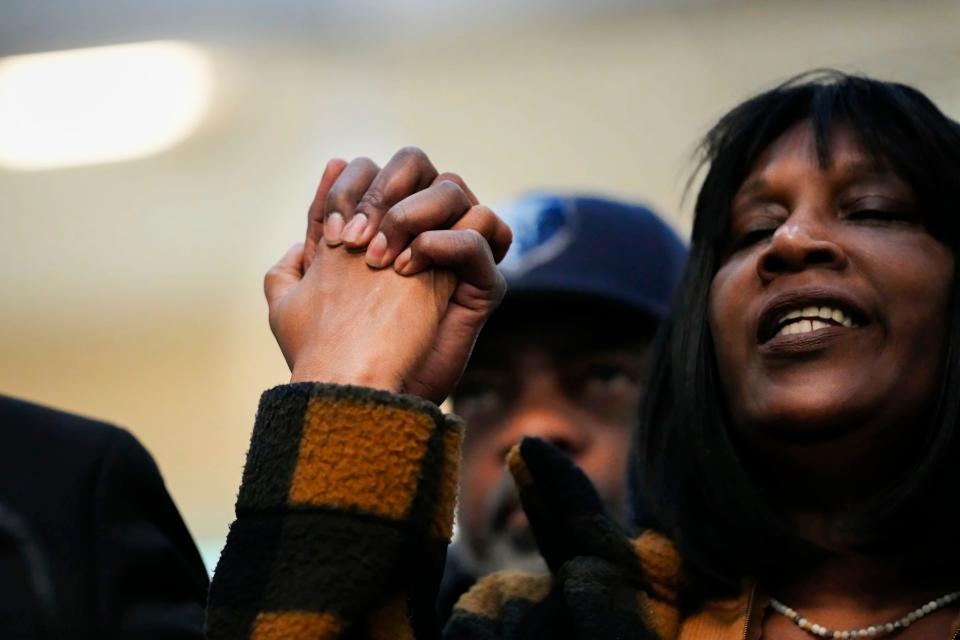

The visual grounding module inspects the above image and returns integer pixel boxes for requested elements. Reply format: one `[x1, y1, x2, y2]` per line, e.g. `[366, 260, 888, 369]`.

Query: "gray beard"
[457, 470, 547, 577]
[456, 530, 548, 577]
[457, 468, 625, 579]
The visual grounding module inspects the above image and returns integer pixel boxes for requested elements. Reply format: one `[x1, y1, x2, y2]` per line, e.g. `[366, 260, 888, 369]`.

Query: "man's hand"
[264, 148, 512, 404]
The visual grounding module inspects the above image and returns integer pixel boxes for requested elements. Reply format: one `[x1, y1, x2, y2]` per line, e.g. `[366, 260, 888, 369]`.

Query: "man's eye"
[577, 365, 641, 396]
[453, 388, 504, 415]
[581, 364, 634, 382]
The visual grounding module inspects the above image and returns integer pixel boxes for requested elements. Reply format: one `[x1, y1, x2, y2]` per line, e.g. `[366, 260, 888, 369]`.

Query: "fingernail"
[341, 213, 368, 244]
[324, 212, 345, 245]
[394, 248, 412, 274]
[366, 232, 388, 267]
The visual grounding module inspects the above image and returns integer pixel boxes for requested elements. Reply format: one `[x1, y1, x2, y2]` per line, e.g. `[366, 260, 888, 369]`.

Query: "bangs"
[696, 70, 960, 249]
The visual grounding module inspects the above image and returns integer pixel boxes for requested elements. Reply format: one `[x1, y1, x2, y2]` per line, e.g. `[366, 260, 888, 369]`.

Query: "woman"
[207, 73, 960, 639]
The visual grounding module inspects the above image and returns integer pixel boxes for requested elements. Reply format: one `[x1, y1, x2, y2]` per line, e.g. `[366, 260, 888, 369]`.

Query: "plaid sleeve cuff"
[208, 383, 463, 639]
[236, 382, 461, 541]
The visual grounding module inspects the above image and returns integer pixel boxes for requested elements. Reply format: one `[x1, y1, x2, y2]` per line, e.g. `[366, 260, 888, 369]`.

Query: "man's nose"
[495, 402, 590, 459]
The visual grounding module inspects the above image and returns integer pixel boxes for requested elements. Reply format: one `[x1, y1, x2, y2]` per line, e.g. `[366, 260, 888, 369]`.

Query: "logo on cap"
[499, 194, 580, 277]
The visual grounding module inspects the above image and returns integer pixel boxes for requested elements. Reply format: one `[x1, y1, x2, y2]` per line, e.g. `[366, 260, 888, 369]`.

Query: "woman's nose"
[756, 221, 847, 283]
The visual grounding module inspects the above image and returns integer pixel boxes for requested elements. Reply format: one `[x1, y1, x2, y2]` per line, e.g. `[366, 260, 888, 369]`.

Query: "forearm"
[207, 382, 462, 639]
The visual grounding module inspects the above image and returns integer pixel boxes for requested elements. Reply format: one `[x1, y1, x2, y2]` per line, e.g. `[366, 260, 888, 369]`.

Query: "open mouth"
[758, 296, 869, 344]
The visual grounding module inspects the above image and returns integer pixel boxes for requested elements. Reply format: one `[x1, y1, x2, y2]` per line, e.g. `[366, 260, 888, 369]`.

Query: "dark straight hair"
[629, 70, 960, 597]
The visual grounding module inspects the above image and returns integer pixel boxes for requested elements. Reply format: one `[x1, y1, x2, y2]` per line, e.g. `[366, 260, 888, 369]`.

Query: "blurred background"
[1, 0, 958, 570]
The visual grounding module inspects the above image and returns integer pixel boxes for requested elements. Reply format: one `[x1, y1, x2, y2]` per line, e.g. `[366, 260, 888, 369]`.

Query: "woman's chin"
[735, 392, 874, 445]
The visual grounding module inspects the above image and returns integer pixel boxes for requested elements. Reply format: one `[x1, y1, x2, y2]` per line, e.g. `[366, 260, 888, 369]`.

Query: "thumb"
[264, 243, 305, 305]
[304, 158, 348, 270]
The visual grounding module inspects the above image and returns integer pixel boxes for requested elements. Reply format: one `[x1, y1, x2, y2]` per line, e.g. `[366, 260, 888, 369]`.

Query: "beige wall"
[2, 0, 959, 568]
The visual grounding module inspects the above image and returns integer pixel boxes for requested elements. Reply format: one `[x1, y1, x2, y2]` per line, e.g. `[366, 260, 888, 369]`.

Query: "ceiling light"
[0, 41, 212, 171]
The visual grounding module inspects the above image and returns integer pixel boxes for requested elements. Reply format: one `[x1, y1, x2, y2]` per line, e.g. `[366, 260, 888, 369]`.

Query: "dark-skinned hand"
[264, 147, 512, 404]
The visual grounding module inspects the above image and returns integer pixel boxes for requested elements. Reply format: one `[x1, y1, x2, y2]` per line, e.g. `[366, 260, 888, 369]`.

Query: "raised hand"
[264, 148, 511, 404]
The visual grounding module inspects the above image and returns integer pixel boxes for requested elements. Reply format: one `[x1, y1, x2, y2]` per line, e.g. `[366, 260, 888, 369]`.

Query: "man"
[438, 193, 687, 620]
[0, 395, 209, 637]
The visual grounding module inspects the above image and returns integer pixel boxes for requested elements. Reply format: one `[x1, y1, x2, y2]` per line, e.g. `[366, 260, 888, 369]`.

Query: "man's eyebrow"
[460, 360, 509, 372]
[557, 343, 648, 362]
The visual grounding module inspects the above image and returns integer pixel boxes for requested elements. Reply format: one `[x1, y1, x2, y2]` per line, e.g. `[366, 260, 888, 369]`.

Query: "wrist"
[289, 360, 403, 394]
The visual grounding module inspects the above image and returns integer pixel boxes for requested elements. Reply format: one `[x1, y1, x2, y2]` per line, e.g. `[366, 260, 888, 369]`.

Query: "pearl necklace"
[769, 591, 960, 638]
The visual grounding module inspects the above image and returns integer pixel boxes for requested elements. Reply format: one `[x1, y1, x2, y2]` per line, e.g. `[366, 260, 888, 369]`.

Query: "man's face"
[452, 303, 649, 576]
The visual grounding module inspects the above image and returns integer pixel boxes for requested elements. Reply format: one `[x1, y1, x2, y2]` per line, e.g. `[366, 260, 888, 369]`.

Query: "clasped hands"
[264, 147, 513, 404]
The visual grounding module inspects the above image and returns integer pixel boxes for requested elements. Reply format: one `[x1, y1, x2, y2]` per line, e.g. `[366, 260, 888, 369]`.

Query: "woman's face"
[709, 121, 954, 450]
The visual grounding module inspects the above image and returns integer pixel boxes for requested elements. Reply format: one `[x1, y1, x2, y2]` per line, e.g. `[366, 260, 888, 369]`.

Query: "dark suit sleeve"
[91, 427, 209, 638]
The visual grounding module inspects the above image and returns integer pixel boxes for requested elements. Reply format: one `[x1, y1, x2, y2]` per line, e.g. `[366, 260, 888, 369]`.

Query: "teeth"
[773, 304, 859, 338]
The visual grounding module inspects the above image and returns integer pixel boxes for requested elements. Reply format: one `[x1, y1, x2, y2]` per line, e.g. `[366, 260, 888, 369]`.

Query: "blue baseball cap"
[497, 193, 688, 321]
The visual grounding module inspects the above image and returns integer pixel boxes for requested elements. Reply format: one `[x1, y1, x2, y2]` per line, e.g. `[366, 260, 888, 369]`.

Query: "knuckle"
[325, 182, 356, 211]
[450, 228, 485, 256]
[357, 185, 387, 211]
[436, 179, 467, 201]
[465, 228, 495, 261]
[500, 220, 513, 244]
[396, 145, 428, 163]
[351, 156, 377, 169]
[393, 146, 437, 181]
[472, 204, 493, 217]
[437, 179, 468, 204]
[384, 201, 410, 229]
[494, 233, 513, 262]
[493, 271, 508, 301]
[263, 270, 277, 292]
[435, 171, 464, 187]
[470, 204, 496, 225]
[412, 231, 436, 252]
[352, 157, 381, 179]
[462, 227, 486, 247]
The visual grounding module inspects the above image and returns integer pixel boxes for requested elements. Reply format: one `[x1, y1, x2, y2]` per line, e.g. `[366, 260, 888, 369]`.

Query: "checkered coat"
[206, 383, 764, 639]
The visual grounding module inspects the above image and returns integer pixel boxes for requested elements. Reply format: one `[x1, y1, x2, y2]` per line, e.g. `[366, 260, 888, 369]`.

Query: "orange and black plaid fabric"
[207, 383, 463, 639]
[209, 383, 804, 639]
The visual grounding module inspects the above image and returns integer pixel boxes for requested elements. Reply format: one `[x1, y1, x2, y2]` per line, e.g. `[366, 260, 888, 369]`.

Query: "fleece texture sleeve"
[207, 382, 463, 640]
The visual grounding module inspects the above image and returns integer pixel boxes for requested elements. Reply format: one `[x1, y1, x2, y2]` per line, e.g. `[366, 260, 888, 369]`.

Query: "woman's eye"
[734, 227, 775, 250]
[846, 208, 912, 223]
